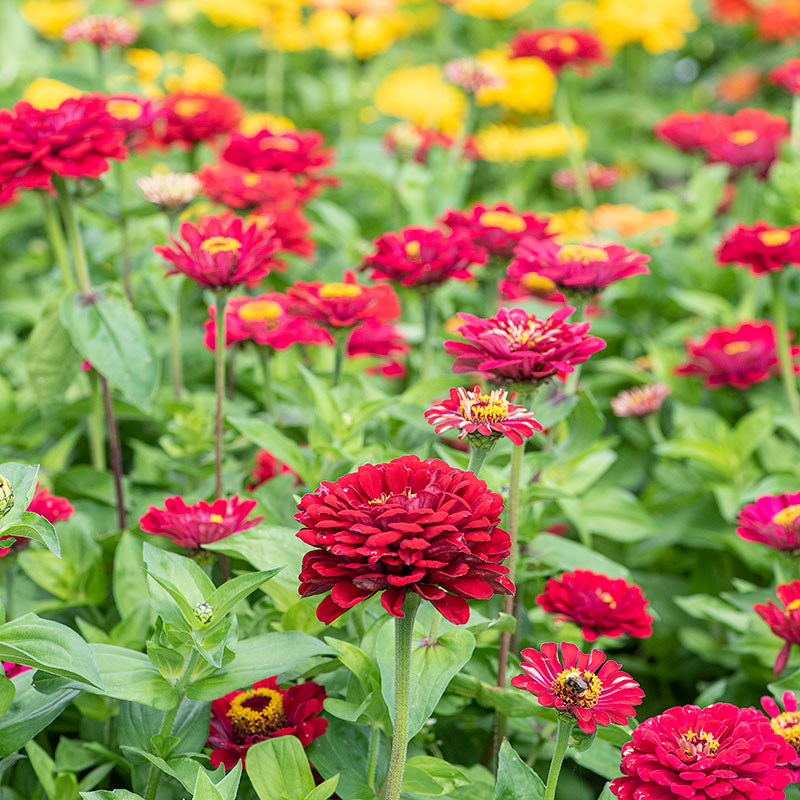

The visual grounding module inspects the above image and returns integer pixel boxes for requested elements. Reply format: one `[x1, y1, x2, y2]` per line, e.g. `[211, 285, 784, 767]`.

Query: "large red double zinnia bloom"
[296, 455, 513, 624]
[717, 222, 800, 274]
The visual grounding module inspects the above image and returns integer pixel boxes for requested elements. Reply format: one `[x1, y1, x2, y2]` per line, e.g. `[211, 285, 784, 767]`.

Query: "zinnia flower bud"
[0, 476, 13, 519]
[193, 602, 214, 624]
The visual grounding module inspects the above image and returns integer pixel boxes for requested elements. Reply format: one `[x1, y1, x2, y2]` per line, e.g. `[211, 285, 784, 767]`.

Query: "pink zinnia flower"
[736, 491, 800, 551]
[443, 58, 504, 92]
[754, 581, 800, 675]
[552, 162, 622, 192]
[63, 15, 139, 48]
[761, 691, 800, 781]
[610, 383, 671, 417]
[770, 58, 800, 94]
[717, 222, 800, 275]
[511, 641, 644, 734]
[347, 320, 409, 378]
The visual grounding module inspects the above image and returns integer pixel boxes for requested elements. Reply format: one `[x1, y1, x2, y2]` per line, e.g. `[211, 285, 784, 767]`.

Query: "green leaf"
[25, 740, 58, 800]
[529, 533, 631, 579]
[205, 568, 282, 620]
[0, 674, 15, 718]
[60, 283, 160, 411]
[81, 791, 145, 799]
[402, 756, 469, 796]
[304, 775, 339, 800]
[0, 462, 40, 529]
[228, 417, 313, 486]
[2, 512, 61, 557]
[495, 740, 545, 800]
[247, 736, 315, 800]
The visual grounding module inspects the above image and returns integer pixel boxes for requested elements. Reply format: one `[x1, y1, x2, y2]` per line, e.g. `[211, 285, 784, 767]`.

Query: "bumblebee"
[562, 671, 591, 699]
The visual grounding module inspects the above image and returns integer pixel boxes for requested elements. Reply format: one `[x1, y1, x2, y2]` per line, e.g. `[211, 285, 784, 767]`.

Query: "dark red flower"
[770, 58, 800, 93]
[27, 482, 74, 524]
[736, 491, 800, 551]
[509, 239, 650, 296]
[155, 214, 279, 289]
[296, 455, 514, 624]
[611, 703, 795, 799]
[207, 677, 327, 769]
[675, 320, 799, 390]
[384, 123, 479, 165]
[347, 320, 409, 378]
[511, 642, 644, 734]
[655, 110, 719, 153]
[755, 581, 800, 675]
[445, 306, 606, 387]
[247, 450, 301, 492]
[362, 227, 487, 288]
[139, 495, 264, 551]
[717, 222, 800, 275]
[440, 202, 553, 261]
[157, 92, 243, 148]
[197, 163, 299, 210]
[536, 569, 653, 642]
[509, 28, 606, 74]
[105, 94, 161, 151]
[0, 96, 127, 205]
[761, 691, 800, 780]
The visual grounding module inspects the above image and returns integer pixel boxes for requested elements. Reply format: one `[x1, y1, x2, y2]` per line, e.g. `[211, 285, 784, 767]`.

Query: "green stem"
[366, 724, 380, 791]
[89, 374, 107, 472]
[644, 413, 665, 444]
[54, 176, 93, 294]
[332, 332, 347, 387]
[771, 271, 800, 416]
[544, 717, 574, 800]
[99, 375, 126, 529]
[385, 593, 421, 800]
[467, 446, 490, 476]
[40, 192, 76, 289]
[214, 292, 229, 498]
[169, 305, 184, 401]
[185, 144, 198, 173]
[266, 48, 285, 115]
[554, 83, 594, 212]
[420, 292, 437, 380]
[115, 160, 133, 304]
[792, 95, 800, 153]
[257, 347, 275, 414]
[95, 45, 107, 91]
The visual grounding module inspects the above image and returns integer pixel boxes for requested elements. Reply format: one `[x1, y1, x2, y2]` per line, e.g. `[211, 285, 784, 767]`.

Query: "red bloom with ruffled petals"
[536, 569, 653, 642]
[675, 320, 798, 389]
[440, 203, 553, 261]
[155, 214, 279, 289]
[771, 58, 800, 94]
[139, 495, 264, 551]
[157, 92, 243, 148]
[736, 491, 800, 551]
[511, 642, 644, 734]
[105, 94, 161, 151]
[655, 110, 719, 153]
[249, 204, 315, 265]
[509, 28, 606, 74]
[362, 227, 487, 288]
[197, 164, 299, 211]
[761, 691, 800, 781]
[611, 703, 795, 799]
[717, 222, 800, 275]
[296, 455, 514, 625]
[347, 321, 409, 377]
[207, 677, 327, 770]
[27, 483, 74, 524]
[755, 581, 800, 675]
[445, 306, 606, 387]
[247, 450, 301, 492]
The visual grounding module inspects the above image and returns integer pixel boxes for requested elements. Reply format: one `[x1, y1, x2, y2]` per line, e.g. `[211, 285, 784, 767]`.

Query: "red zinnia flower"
[655, 110, 719, 153]
[3, 662, 31, 678]
[249, 205, 315, 265]
[758, 0, 800, 41]
[247, 450, 301, 491]
[63, 15, 139, 48]
[611, 703, 795, 799]
[384, 123, 479, 165]
[207, 677, 327, 769]
[675, 320, 799, 390]
[424, 385, 542, 445]
[27, 483, 74, 524]
[197, 164, 299, 211]
[347, 320, 410, 378]
[509, 240, 650, 296]
[711, 0, 758, 23]
[770, 58, 800, 93]
[761, 691, 800, 780]
[157, 92, 243, 148]
[755, 581, 800, 675]
[287, 270, 401, 329]
[0, 96, 127, 205]
[535, 569, 653, 642]
[361, 227, 487, 288]
[717, 222, 800, 275]
[509, 29, 606, 74]
[105, 94, 161, 151]
[445, 306, 606, 387]
[511, 642, 644, 734]
[139, 495, 264, 551]
[440, 202, 553, 261]
[155, 214, 279, 289]
[552, 162, 622, 192]
[610, 383, 671, 417]
[736, 491, 800, 551]
[296, 455, 514, 624]
[499, 273, 565, 304]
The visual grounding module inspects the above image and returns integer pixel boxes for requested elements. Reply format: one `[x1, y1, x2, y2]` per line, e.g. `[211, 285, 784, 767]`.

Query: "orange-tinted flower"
[758, 0, 800, 41]
[590, 204, 677, 239]
[710, 0, 758, 23]
[654, 110, 718, 153]
[716, 66, 761, 103]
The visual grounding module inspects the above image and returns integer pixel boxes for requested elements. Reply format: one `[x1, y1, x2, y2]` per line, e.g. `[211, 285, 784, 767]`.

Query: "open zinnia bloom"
[736, 491, 800, 550]
[247, 450, 301, 491]
[754, 581, 800, 675]
[139, 495, 264, 552]
[535, 569, 653, 641]
[717, 222, 800, 274]
[610, 383, 671, 417]
[761, 691, 800, 780]
[156, 92, 243, 148]
[105, 94, 161, 151]
[207, 677, 327, 769]
[424, 385, 542, 445]
[610, 703, 796, 799]
[511, 641, 644, 734]
[655, 110, 719, 153]
[509, 28, 606, 74]
[197, 163, 299, 210]
[296, 455, 513, 624]
[770, 58, 800, 94]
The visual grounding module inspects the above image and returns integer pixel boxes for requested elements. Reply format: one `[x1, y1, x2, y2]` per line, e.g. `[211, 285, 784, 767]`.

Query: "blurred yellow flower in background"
[475, 50, 555, 114]
[448, 0, 531, 19]
[126, 50, 226, 95]
[546, 208, 593, 241]
[22, 78, 82, 109]
[308, 8, 352, 57]
[165, 0, 198, 25]
[21, 0, 85, 38]
[197, 0, 269, 27]
[476, 122, 586, 162]
[241, 112, 296, 134]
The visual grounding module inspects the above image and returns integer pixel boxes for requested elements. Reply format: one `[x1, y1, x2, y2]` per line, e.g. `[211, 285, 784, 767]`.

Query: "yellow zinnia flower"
[476, 49, 555, 114]
[21, 0, 85, 38]
[241, 112, 296, 135]
[22, 78, 83, 109]
[476, 123, 587, 162]
[197, 0, 269, 27]
[166, 53, 226, 93]
[592, 0, 699, 54]
[308, 8, 352, 57]
[353, 13, 402, 60]
[546, 208, 593, 242]
[449, 0, 531, 19]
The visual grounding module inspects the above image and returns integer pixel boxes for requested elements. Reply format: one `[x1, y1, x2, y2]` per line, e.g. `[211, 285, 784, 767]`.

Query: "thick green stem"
[420, 292, 437, 380]
[169, 304, 184, 401]
[89, 374, 106, 471]
[258, 347, 275, 414]
[385, 593, 421, 800]
[40, 193, 76, 289]
[771, 271, 800, 417]
[54, 176, 93, 294]
[266, 48, 285, 115]
[792, 95, 800, 153]
[544, 717, 574, 800]
[95, 45, 107, 91]
[366, 724, 380, 791]
[214, 293, 229, 498]
[467, 445, 490, 476]
[185, 144, 198, 173]
[332, 332, 347, 387]
[554, 83, 594, 212]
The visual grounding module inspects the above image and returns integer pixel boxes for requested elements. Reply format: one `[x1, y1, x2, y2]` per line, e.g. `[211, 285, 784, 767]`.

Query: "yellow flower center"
[258, 136, 299, 151]
[318, 282, 363, 298]
[239, 300, 283, 322]
[201, 236, 242, 255]
[772, 711, 800, 753]
[729, 129, 758, 145]
[478, 210, 527, 232]
[538, 33, 579, 53]
[209, 514, 224, 524]
[106, 99, 142, 121]
[774, 505, 800, 526]
[493, 319, 543, 350]
[552, 669, 602, 708]
[459, 392, 509, 423]
[405, 240, 422, 258]
[558, 244, 609, 263]
[596, 590, 617, 609]
[722, 341, 751, 355]
[242, 173, 262, 187]
[787, 599, 800, 614]
[521, 273, 557, 293]
[759, 229, 791, 247]
[682, 729, 720, 757]
[174, 98, 209, 117]
[227, 687, 288, 742]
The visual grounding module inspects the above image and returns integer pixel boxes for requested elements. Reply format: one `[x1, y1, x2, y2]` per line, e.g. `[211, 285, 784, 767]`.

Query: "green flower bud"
[193, 602, 213, 625]
[0, 476, 14, 520]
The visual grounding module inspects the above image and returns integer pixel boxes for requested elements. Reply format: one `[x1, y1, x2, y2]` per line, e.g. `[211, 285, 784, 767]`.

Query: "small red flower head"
[63, 15, 139, 48]
[445, 306, 606, 387]
[296, 455, 514, 625]
[552, 162, 622, 192]
[105, 94, 162, 151]
[736, 491, 800, 551]
[207, 677, 327, 769]
[511, 642, 644, 734]
[0, 96, 127, 205]
[509, 239, 650, 296]
[509, 28, 606, 74]
[755, 581, 800, 675]
[249, 204, 315, 265]
[758, 1, 800, 42]
[424, 386, 542, 446]
[536, 569, 653, 642]
[770, 58, 800, 94]
[27, 483, 75, 525]
[287, 270, 401, 329]
[362, 227, 487, 289]
[155, 214, 279, 289]
[157, 92, 243, 148]
[655, 110, 719, 153]
[675, 320, 798, 390]
[611, 703, 796, 799]
[761, 691, 800, 780]
[440, 203, 553, 261]
[247, 450, 301, 492]
[197, 164, 299, 211]
[717, 222, 800, 275]
[346, 320, 410, 378]
[139, 495, 264, 552]
[711, 0, 758, 23]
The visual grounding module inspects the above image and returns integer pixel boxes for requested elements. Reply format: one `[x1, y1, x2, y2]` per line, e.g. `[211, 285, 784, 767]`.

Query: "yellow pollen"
[460, 393, 509, 423]
[552, 669, 603, 708]
[729, 129, 758, 145]
[521, 272, 557, 293]
[759, 229, 791, 247]
[405, 240, 421, 258]
[239, 300, 282, 322]
[242, 173, 261, 187]
[539, 33, 579, 53]
[106, 99, 142, 121]
[558, 244, 609, 263]
[722, 341, 751, 355]
[258, 136, 299, 151]
[201, 236, 242, 255]
[683, 729, 720, 755]
[227, 687, 287, 740]
[209, 514, 224, 524]
[774, 505, 800, 526]
[174, 99, 208, 117]
[318, 282, 363, 298]
[772, 711, 800, 751]
[787, 599, 800, 613]
[596, 590, 617, 609]
[479, 211, 527, 232]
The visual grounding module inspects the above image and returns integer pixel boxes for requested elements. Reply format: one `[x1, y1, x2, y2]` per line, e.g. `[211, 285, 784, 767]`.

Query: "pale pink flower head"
[63, 15, 139, 49]
[443, 58, 504, 93]
[610, 383, 671, 417]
